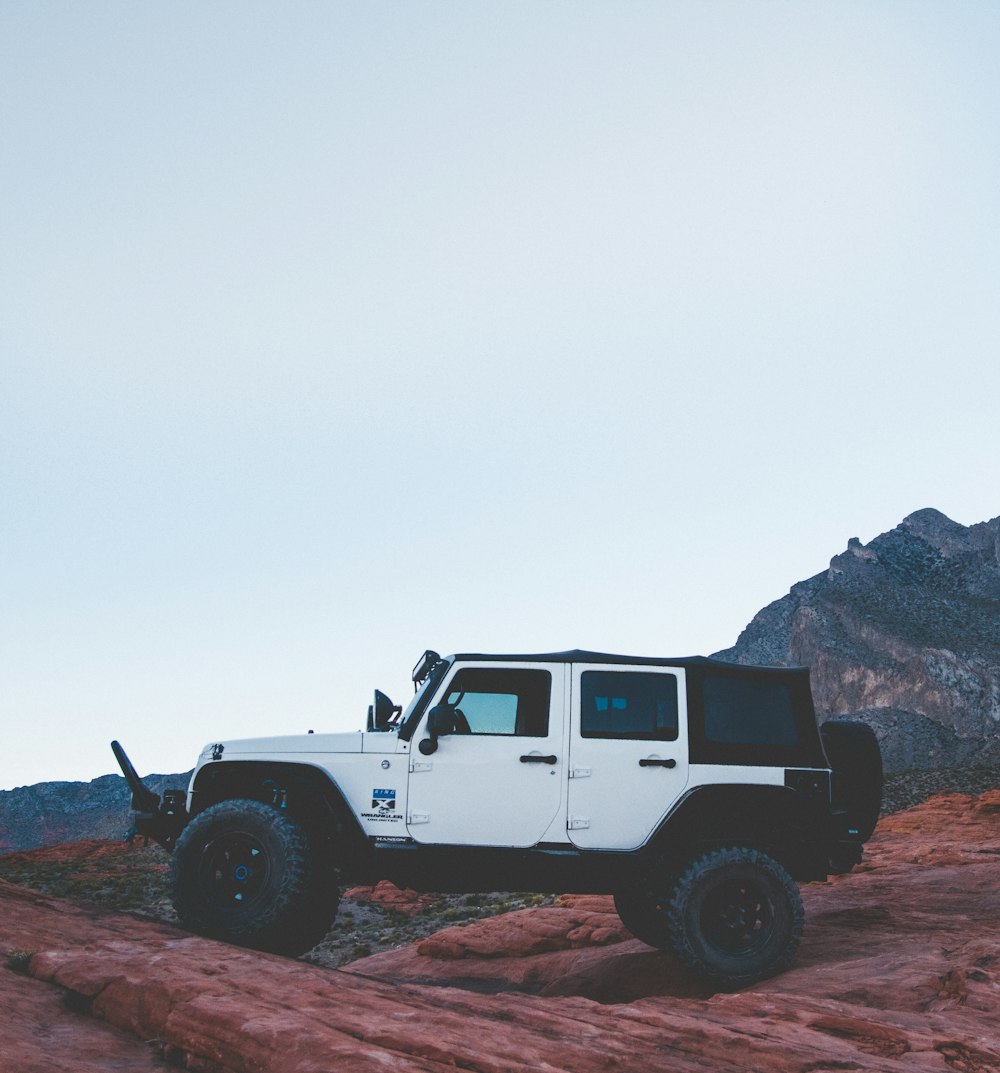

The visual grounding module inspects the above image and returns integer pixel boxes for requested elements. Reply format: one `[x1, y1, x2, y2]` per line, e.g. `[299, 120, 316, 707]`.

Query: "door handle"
[639, 758, 677, 768]
[520, 754, 557, 764]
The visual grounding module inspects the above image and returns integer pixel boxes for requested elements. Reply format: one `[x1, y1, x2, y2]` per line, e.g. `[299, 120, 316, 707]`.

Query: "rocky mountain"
[714, 508, 1000, 772]
[0, 771, 190, 854]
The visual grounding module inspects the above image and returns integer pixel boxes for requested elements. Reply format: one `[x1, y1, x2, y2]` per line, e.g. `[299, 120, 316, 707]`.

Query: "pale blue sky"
[2, 2, 998, 789]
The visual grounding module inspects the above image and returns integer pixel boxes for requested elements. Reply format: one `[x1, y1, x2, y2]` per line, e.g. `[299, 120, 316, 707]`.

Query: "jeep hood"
[200, 731, 364, 759]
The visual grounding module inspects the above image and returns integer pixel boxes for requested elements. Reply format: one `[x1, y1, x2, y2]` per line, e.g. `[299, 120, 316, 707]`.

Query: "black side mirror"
[428, 705, 453, 734]
[418, 704, 453, 755]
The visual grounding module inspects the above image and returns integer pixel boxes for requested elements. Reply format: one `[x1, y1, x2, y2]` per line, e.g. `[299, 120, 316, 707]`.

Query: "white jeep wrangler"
[113, 648, 881, 988]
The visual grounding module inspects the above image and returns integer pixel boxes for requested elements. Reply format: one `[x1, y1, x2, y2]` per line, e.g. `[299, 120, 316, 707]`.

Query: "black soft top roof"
[448, 650, 809, 677]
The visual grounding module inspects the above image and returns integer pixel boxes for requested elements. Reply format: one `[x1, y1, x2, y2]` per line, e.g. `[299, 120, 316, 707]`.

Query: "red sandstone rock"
[1, 791, 1000, 1072]
[0, 955, 168, 1073]
[342, 879, 440, 914]
[0, 839, 130, 867]
[554, 893, 618, 913]
[413, 905, 630, 959]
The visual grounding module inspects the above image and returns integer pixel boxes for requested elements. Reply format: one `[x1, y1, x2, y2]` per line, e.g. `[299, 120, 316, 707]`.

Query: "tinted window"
[581, 671, 678, 740]
[702, 676, 797, 746]
[445, 668, 551, 736]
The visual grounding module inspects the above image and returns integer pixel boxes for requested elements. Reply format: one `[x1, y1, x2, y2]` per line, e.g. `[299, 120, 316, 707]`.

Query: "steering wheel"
[451, 708, 471, 734]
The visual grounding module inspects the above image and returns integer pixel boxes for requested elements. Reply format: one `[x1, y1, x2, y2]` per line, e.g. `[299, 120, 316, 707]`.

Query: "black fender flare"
[189, 760, 368, 866]
[645, 781, 830, 880]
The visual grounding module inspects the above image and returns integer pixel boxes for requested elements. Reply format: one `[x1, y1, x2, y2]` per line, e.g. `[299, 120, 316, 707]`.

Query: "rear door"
[406, 662, 566, 847]
[566, 663, 689, 850]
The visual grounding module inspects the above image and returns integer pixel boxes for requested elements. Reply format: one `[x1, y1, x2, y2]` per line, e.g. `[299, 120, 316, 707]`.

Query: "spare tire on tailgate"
[820, 721, 883, 841]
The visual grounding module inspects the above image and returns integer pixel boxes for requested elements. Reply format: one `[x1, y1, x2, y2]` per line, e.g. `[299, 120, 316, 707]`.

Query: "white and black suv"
[113, 648, 882, 988]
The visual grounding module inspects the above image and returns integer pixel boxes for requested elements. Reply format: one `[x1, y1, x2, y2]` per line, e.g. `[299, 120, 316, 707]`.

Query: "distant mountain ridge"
[714, 508, 1000, 771]
[0, 771, 191, 854]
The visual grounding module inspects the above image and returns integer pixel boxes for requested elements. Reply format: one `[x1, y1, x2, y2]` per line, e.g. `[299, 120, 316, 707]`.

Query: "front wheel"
[667, 847, 803, 989]
[171, 798, 338, 956]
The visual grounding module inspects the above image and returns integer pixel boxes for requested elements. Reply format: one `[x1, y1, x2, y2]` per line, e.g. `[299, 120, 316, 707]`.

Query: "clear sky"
[2, 2, 998, 791]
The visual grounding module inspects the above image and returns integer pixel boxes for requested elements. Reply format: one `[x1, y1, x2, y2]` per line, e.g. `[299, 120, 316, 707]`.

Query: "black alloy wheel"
[698, 873, 774, 954]
[171, 798, 338, 956]
[197, 830, 271, 909]
[667, 846, 803, 989]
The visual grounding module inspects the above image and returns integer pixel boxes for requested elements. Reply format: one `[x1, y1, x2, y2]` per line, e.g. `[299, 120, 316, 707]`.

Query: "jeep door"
[566, 664, 689, 850]
[406, 662, 566, 847]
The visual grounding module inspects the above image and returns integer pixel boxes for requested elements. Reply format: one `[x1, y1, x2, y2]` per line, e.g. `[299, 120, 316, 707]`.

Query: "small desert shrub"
[0, 845, 171, 915]
[6, 949, 35, 974]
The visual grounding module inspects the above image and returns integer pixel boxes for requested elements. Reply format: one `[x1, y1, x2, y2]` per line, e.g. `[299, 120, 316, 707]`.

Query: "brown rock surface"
[0, 956, 168, 1073]
[342, 879, 441, 914]
[2, 792, 1000, 1072]
[413, 903, 629, 959]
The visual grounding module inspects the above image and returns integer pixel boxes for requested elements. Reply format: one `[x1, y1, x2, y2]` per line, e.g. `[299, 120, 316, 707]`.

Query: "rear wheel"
[667, 847, 803, 989]
[171, 798, 338, 955]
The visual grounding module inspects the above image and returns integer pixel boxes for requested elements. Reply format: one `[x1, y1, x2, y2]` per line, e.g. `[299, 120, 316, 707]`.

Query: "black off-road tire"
[820, 720, 883, 842]
[667, 847, 803, 989]
[171, 798, 338, 956]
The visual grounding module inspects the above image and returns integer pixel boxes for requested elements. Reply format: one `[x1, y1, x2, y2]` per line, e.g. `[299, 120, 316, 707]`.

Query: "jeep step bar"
[110, 740, 188, 852]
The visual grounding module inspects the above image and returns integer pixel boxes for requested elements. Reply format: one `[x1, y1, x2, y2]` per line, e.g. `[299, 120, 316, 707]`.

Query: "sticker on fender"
[361, 788, 402, 823]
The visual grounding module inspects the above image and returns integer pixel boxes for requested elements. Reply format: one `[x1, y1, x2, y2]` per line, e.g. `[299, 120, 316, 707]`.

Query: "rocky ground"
[3, 763, 997, 970]
[2, 788, 1000, 1072]
[881, 762, 1000, 813]
[0, 839, 561, 969]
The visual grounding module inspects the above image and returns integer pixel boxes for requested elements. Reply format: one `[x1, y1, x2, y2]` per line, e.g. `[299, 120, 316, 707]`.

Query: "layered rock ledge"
[2, 792, 1000, 1072]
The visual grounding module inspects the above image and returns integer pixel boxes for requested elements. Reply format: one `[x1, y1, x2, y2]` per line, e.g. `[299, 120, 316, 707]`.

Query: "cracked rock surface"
[2, 791, 1000, 1072]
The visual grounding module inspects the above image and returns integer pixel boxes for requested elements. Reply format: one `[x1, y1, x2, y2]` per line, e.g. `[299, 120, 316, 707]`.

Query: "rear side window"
[581, 671, 678, 740]
[702, 676, 797, 746]
[444, 668, 551, 736]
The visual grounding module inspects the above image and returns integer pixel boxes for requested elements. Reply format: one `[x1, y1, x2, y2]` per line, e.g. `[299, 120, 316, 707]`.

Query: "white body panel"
[405, 662, 567, 847]
[686, 764, 788, 788]
[207, 731, 364, 756]
[566, 663, 690, 850]
[189, 731, 414, 838]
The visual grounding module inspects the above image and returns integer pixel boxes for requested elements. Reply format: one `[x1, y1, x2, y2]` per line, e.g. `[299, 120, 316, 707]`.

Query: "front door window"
[444, 667, 551, 736]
